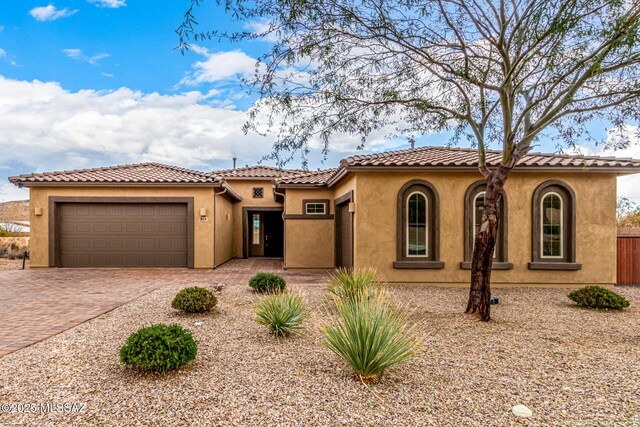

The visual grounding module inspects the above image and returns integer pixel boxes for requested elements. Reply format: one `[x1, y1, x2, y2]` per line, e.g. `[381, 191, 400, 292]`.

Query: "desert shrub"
[568, 285, 630, 310]
[171, 287, 217, 313]
[323, 292, 418, 383]
[249, 273, 286, 293]
[328, 268, 381, 304]
[119, 324, 197, 373]
[254, 292, 305, 336]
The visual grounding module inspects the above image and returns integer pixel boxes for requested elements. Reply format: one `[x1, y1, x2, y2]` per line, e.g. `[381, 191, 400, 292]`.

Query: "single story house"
[9, 146, 640, 286]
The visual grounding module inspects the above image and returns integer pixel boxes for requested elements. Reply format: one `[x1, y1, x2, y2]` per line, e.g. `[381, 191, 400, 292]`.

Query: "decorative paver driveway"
[0, 259, 328, 356]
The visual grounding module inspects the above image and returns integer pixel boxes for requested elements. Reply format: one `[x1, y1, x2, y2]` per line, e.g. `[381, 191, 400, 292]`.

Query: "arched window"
[394, 180, 443, 269]
[530, 181, 581, 270]
[462, 181, 511, 269]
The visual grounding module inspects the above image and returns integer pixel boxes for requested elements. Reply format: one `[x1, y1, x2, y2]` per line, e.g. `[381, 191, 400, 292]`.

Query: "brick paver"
[0, 259, 328, 356]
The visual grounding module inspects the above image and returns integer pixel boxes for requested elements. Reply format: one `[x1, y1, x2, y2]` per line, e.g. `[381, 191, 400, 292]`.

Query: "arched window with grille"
[530, 181, 581, 270]
[394, 180, 443, 269]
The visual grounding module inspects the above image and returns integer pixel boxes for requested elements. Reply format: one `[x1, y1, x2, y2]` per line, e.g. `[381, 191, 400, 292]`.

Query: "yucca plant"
[328, 268, 381, 305]
[323, 292, 419, 383]
[254, 292, 305, 337]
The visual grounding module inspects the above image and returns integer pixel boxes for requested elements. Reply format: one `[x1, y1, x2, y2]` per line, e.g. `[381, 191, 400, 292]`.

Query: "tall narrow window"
[462, 181, 510, 269]
[252, 213, 260, 244]
[407, 192, 428, 256]
[541, 192, 563, 258]
[395, 180, 442, 269]
[530, 180, 580, 270]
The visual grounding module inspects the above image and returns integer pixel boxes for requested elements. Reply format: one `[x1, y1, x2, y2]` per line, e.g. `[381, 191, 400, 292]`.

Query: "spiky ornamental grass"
[254, 292, 305, 337]
[327, 268, 381, 305]
[323, 291, 419, 383]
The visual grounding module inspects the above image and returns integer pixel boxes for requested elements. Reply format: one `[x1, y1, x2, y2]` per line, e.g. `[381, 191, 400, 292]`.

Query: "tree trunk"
[465, 165, 512, 321]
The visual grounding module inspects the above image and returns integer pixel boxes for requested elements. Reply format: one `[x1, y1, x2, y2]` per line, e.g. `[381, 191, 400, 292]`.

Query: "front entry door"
[247, 209, 284, 258]
[263, 211, 284, 257]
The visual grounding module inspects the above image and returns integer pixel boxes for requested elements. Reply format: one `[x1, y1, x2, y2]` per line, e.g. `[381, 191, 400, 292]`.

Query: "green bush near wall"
[568, 286, 630, 310]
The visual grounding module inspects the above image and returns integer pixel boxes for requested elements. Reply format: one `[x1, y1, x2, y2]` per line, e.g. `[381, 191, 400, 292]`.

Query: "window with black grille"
[252, 187, 264, 198]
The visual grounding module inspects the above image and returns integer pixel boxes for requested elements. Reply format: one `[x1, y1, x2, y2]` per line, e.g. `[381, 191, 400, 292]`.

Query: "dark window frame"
[460, 181, 512, 270]
[529, 180, 581, 270]
[394, 180, 443, 269]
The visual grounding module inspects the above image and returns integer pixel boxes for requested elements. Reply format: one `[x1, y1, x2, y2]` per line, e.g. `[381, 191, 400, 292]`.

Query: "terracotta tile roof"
[342, 146, 640, 169]
[277, 168, 339, 185]
[212, 165, 308, 179]
[9, 163, 221, 185]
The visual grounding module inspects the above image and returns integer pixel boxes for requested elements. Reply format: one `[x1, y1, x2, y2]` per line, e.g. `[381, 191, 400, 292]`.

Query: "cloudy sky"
[0, 1, 639, 202]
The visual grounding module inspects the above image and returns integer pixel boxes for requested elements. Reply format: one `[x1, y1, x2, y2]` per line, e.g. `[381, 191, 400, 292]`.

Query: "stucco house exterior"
[9, 146, 640, 286]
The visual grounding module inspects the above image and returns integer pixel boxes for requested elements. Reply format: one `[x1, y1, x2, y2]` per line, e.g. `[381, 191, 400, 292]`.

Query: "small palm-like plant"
[254, 292, 305, 337]
[328, 268, 381, 304]
[323, 292, 419, 383]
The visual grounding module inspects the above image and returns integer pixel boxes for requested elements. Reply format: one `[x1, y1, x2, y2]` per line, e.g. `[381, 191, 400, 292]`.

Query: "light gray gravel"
[0, 259, 27, 271]
[0, 279, 638, 426]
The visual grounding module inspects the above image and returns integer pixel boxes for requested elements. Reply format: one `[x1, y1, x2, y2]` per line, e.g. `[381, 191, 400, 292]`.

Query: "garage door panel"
[58, 202, 189, 268]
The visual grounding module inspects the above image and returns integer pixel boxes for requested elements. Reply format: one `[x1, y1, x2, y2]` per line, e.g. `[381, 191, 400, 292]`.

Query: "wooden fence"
[617, 228, 640, 285]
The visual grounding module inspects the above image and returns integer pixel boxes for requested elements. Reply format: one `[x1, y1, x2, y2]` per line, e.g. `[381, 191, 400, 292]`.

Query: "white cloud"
[63, 49, 110, 65]
[88, 0, 126, 7]
[244, 20, 281, 43]
[579, 126, 640, 201]
[0, 183, 28, 203]
[0, 48, 18, 66]
[0, 76, 282, 182]
[180, 46, 258, 85]
[101, 72, 114, 78]
[29, 5, 78, 22]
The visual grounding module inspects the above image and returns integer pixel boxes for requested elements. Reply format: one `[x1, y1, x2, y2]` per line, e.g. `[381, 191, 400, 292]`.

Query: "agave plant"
[323, 291, 419, 383]
[254, 292, 305, 337]
[327, 268, 381, 305]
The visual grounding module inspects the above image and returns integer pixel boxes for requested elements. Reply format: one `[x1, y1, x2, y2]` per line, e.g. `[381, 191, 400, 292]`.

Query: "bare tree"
[178, 0, 640, 320]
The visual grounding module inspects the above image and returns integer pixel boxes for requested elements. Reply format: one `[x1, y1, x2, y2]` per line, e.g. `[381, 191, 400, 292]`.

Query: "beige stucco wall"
[225, 179, 284, 258]
[214, 191, 234, 267]
[28, 186, 216, 268]
[352, 171, 618, 286]
[284, 188, 335, 268]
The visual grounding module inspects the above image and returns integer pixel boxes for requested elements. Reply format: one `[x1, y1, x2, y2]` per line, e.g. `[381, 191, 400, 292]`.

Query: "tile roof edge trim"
[342, 165, 640, 173]
[7, 181, 224, 188]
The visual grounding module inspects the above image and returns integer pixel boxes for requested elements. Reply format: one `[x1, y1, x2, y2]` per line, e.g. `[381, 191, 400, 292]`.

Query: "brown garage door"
[57, 203, 189, 268]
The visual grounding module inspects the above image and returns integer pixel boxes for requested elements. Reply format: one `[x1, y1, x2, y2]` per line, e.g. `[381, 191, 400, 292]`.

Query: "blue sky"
[0, 0, 639, 202]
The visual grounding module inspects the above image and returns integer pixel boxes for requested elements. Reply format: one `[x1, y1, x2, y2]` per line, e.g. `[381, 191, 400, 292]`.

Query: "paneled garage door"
[57, 203, 189, 267]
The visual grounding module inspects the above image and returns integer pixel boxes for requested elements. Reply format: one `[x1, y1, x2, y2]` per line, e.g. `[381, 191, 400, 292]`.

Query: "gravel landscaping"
[0, 258, 27, 270]
[0, 276, 638, 426]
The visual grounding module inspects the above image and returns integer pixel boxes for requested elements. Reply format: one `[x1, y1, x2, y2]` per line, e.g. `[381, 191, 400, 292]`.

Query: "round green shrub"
[171, 286, 217, 313]
[249, 273, 286, 293]
[119, 324, 197, 373]
[568, 285, 630, 310]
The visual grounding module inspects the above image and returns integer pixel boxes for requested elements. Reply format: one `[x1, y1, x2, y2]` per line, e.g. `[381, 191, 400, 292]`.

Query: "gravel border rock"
[0, 278, 638, 426]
